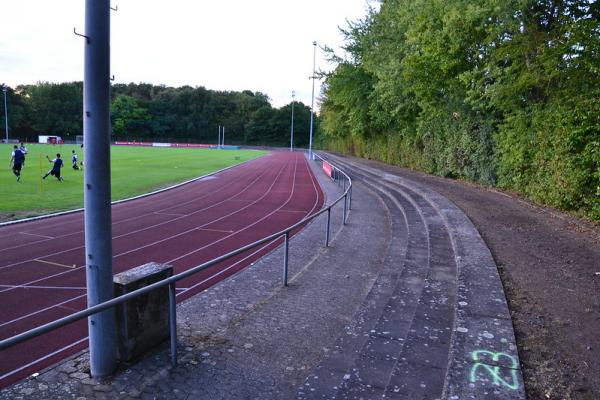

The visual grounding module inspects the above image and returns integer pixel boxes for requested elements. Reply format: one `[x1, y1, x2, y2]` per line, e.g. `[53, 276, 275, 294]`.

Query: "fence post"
[325, 207, 331, 247]
[343, 194, 348, 225]
[168, 282, 177, 367]
[283, 232, 289, 286]
[349, 186, 353, 210]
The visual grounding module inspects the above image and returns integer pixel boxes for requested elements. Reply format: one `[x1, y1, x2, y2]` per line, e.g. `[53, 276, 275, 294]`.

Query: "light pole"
[290, 91, 295, 152]
[308, 41, 317, 160]
[83, 0, 117, 377]
[2, 85, 8, 143]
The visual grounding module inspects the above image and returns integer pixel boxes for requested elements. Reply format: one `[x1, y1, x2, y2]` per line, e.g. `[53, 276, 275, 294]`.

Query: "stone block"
[114, 262, 173, 362]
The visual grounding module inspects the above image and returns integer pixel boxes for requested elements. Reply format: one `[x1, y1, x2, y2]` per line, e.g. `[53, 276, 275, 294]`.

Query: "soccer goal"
[75, 135, 84, 145]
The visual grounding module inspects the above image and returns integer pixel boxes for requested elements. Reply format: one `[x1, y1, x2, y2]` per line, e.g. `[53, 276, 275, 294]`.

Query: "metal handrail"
[0, 152, 352, 370]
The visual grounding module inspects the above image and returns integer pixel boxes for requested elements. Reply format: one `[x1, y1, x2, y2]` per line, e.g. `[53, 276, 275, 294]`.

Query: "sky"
[1, 1, 373, 108]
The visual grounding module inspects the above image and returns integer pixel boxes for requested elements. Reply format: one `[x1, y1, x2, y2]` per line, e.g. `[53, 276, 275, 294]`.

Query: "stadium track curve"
[0, 151, 324, 389]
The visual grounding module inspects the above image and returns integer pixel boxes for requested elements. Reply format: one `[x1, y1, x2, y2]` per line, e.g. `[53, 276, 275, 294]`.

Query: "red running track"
[0, 152, 324, 388]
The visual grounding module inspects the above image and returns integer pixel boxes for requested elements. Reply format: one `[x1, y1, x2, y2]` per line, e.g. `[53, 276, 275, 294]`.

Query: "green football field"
[0, 143, 267, 219]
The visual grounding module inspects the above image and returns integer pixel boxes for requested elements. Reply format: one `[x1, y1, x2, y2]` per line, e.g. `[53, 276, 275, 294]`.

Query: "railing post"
[168, 282, 177, 367]
[325, 207, 331, 247]
[343, 178, 346, 192]
[343, 194, 348, 225]
[283, 232, 289, 286]
[349, 186, 353, 210]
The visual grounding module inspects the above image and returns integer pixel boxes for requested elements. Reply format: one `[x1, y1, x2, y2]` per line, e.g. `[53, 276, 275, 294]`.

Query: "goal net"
[75, 135, 84, 145]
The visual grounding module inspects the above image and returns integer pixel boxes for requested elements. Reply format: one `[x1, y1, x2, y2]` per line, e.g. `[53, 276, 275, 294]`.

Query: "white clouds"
[1, 0, 370, 108]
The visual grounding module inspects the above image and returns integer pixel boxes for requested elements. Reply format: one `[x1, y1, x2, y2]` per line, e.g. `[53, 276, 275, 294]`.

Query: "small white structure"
[38, 135, 62, 144]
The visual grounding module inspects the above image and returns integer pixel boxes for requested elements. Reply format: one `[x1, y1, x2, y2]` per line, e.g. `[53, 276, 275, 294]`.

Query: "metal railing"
[0, 152, 352, 370]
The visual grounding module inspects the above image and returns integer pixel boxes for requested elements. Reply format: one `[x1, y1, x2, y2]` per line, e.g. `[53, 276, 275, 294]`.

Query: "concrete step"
[297, 162, 457, 399]
[296, 154, 525, 400]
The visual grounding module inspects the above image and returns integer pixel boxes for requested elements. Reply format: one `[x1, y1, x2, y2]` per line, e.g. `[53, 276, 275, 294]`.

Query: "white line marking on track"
[57, 305, 81, 313]
[154, 212, 187, 217]
[0, 337, 88, 382]
[0, 158, 266, 251]
[34, 259, 77, 269]
[196, 227, 235, 234]
[176, 237, 280, 296]
[0, 284, 85, 290]
[0, 294, 87, 328]
[178, 153, 322, 295]
[1, 153, 324, 385]
[19, 232, 55, 239]
[163, 155, 299, 265]
[0, 266, 85, 294]
[111, 162, 292, 261]
[0, 162, 273, 274]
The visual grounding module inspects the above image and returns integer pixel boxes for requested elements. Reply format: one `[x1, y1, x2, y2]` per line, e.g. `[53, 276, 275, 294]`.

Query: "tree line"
[320, 0, 599, 221]
[1, 82, 318, 147]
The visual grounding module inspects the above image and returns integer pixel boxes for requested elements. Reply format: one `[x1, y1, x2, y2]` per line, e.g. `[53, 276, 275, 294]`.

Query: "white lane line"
[19, 232, 55, 239]
[176, 237, 280, 296]
[2, 153, 323, 384]
[0, 163, 273, 274]
[0, 284, 85, 290]
[196, 228, 235, 234]
[34, 259, 78, 269]
[111, 160, 293, 262]
[0, 266, 85, 294]
[277, 209, 310, 214]
[163, 155, 299, 265]
[153, 212, 187, 217]
[0, 160, 278, 295]
[0, 337, 88, 382]
[0, 154, 314, 326]
[0, 159, 268, 251]
[0, 155, 307, 322]
[178, 152, 323, 295]
[0, 294, 87, 328]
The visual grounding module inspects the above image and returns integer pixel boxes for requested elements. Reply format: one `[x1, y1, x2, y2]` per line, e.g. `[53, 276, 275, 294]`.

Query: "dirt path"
[347, 155, 600, 400]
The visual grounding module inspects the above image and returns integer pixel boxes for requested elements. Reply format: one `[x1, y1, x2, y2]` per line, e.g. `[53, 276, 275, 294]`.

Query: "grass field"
[0, 144, 267, 219]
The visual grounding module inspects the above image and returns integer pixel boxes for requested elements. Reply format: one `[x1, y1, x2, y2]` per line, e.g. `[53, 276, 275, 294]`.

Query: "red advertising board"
[322, 161, 333, 178]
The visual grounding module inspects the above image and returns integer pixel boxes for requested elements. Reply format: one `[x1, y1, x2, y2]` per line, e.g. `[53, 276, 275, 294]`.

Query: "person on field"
[19, 142, 28, 168]
[10, 145, 25, 182]
[42, 153, 64, 181]
[71, 150, 80, 170]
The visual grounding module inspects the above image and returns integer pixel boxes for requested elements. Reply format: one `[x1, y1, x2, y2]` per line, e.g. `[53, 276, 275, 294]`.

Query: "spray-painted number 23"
[469, 350, 520, 390]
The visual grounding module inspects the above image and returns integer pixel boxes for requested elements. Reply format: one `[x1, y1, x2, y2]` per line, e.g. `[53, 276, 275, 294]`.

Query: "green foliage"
[18, 82, 83, 141]
[319, 0, 600, 221]
[6, 82, 315, 147]
[112, 95, 152, 137]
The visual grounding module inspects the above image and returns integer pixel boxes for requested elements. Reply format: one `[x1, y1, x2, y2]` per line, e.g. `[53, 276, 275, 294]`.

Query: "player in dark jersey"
[19, 142, 28, 168]
[10, 145, 25, 182]
[71, 150, 80, 170]
[42, 153, 64, 181]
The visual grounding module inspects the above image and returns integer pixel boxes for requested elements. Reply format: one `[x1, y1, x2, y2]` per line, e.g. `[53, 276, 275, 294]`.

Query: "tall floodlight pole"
[290, 91, 295, 152]
[308, 41, 317, 160]
[2, 85, 8, 143]
[222, 126, 225, 147]
[83, 0, 117, 377]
